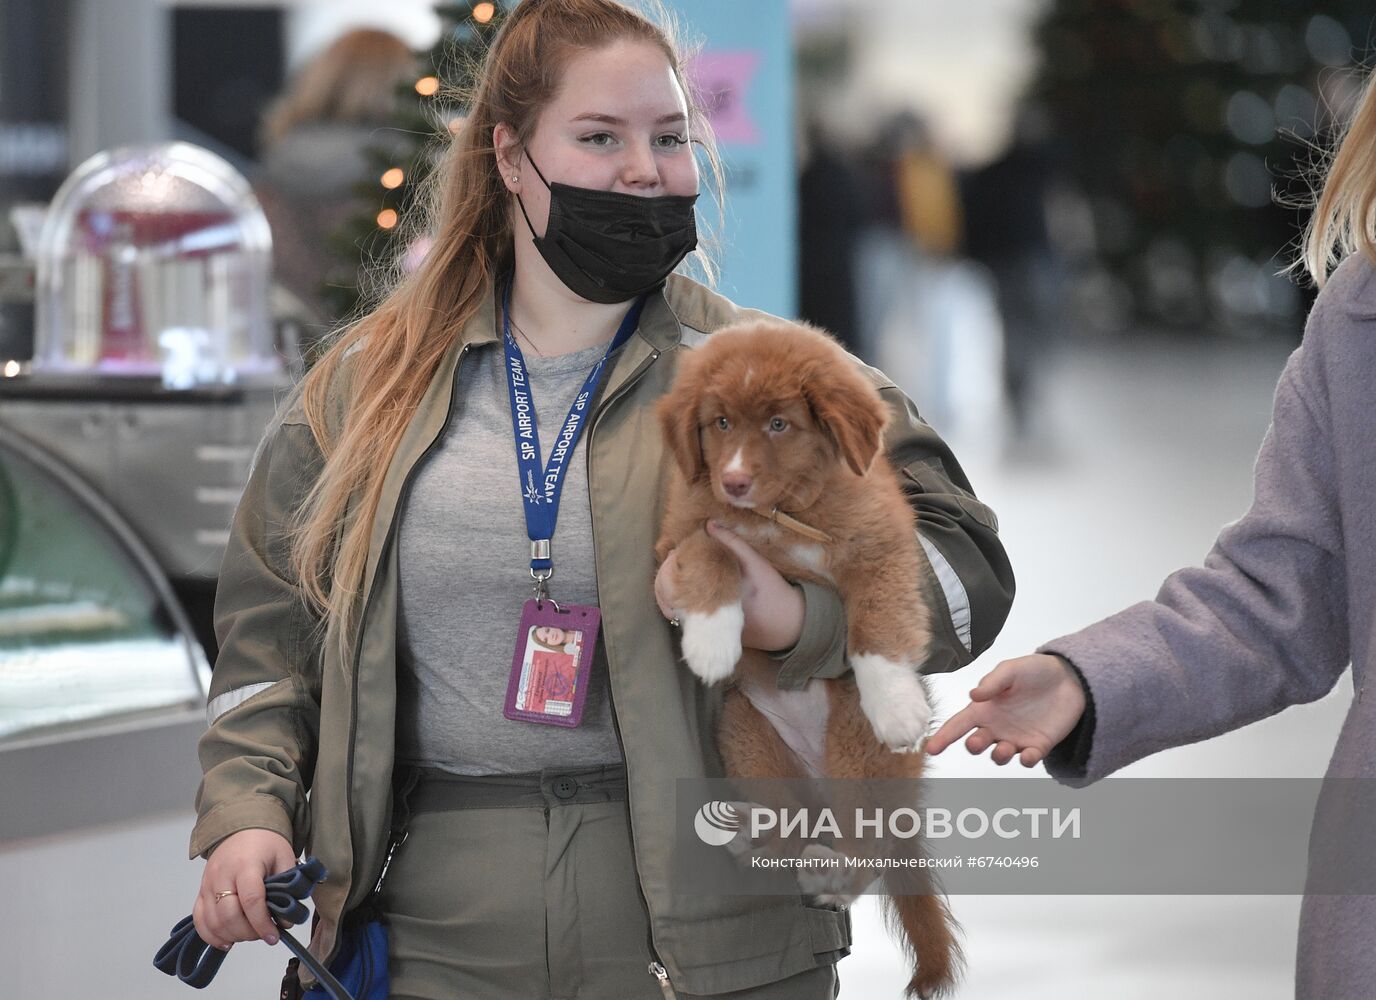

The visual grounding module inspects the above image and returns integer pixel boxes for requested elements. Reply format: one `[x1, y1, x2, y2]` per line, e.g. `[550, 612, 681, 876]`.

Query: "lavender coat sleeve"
[1039, 279, 1354, 787]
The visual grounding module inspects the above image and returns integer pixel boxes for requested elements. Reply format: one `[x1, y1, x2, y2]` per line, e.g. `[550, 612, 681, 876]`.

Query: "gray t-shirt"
[395, 339, 626, 774]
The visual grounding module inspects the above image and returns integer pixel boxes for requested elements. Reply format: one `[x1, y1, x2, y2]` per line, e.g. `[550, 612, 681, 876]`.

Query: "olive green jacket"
[190, 274, 1014, 995]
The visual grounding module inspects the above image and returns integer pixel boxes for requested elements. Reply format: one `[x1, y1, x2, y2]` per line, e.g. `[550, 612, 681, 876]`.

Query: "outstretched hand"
[925, 654, 1088, 767]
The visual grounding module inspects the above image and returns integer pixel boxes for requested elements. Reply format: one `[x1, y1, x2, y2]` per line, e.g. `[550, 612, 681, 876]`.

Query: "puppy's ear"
[803, 362, 890, 477]
[657, 367, 707, 481]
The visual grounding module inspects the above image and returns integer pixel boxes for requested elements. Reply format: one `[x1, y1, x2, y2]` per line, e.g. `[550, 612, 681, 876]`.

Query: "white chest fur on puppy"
[730, 521, 834, 583]
[785, 542, 831, 581]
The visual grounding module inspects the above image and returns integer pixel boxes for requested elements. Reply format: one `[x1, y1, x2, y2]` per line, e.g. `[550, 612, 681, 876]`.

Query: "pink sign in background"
[688, 51, 762, 146]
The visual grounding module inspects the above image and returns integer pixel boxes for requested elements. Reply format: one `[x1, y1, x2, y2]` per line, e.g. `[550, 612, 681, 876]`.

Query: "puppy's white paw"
[679, 603, 745, 683]
[720, 801, 772, 859]
[797, 844, 875, 907]
[850, 653, 934, 752]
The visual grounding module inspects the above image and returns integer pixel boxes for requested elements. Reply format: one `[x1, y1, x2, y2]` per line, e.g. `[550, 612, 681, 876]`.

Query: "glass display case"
[32, 141, 277, 388]
[1, 140, 289, 620]
[0, 427, 208, 745]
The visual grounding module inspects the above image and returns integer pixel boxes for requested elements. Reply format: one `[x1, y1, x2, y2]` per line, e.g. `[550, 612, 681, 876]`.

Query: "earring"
[511, 175, 519, 183]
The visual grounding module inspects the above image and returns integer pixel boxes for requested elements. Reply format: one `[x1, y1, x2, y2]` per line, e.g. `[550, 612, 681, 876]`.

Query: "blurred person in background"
[928, 68, 1376, 999]
[959, 103, 1061, 443]
[854, 110, 1002, 441]
[853, 110, 963, 361]
[891, 111, 962, 262]
[254, 28, 417, 347]
[796, 117, 865, 353]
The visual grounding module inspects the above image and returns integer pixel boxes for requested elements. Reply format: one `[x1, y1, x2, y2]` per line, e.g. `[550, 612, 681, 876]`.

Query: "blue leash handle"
[153, 857, 354, 1000]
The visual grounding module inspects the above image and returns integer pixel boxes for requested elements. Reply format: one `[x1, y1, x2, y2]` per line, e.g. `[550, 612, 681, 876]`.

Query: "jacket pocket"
[803, 899, 853, 962]
[655, 897, 849, 995]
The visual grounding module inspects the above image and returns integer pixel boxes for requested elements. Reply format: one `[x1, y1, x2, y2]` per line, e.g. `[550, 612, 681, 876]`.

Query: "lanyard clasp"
[531, 566, 560, 611]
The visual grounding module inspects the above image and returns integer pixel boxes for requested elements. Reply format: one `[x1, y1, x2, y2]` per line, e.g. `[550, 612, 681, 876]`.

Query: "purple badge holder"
[503, 598, 601, 727]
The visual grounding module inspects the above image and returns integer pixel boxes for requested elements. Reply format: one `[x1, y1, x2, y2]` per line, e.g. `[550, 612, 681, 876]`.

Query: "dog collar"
[756, 505, 835, 544]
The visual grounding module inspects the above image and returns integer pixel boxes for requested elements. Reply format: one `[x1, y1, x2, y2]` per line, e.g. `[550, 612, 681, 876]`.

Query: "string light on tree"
[381, 167, 405, 189]
[377, 209, 399, 230]
[415, 75, 440, 97]
[474, 2, 496, 23]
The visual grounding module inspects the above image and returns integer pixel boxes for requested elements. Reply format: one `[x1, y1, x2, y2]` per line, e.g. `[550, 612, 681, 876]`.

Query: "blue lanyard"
[502, 277, 646, 586]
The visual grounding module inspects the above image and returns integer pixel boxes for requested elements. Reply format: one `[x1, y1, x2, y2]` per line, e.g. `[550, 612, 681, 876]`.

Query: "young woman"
[926, 69, 1376, 998]
[188, 2, 1013, 998]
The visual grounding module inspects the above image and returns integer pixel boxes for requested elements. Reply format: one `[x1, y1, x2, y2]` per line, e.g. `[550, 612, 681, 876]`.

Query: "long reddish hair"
[286, 0, 724, 667]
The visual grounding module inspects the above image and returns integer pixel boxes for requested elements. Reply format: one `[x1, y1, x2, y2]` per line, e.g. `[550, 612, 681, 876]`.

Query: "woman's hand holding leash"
[925, 654, 1087, 767]
[654, 520, 805, 653]
[193, 828, 298, 950]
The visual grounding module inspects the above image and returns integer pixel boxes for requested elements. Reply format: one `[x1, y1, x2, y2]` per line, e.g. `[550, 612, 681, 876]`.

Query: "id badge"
[503, 599, 601, 727]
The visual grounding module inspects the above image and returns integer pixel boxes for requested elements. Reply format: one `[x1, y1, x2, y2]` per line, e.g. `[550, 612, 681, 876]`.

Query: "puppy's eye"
[715, 416, 730, 431]
[768, 417, 789, 433]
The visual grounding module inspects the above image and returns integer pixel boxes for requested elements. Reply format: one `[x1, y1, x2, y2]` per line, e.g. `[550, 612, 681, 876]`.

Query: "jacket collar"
[636, 284, 683, 352]
[452, 276, 683, 354]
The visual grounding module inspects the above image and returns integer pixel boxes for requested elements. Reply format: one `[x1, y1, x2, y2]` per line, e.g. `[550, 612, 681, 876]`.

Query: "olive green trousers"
[379, 763, 842, 1000]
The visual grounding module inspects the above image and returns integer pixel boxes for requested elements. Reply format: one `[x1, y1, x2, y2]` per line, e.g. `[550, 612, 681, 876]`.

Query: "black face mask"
[514, 152, 699, 304]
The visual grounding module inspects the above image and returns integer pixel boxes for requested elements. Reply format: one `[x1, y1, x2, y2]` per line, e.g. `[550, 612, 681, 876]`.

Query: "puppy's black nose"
[722, 472, 752, 498]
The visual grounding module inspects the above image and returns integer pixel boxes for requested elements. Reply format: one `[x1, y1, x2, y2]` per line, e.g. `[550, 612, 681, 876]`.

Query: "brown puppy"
[655, 318, 962, 999]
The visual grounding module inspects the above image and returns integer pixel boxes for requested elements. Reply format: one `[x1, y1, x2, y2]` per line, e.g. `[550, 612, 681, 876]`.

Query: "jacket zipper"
[650, 960, 676, 999]
[342, 343, 471, 945]
[587, 347, 679, 998]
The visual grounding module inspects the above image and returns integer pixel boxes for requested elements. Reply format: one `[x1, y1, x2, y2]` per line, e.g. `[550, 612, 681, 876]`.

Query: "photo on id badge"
[522, 625, 582, 712]
[504, 602, 600, 727]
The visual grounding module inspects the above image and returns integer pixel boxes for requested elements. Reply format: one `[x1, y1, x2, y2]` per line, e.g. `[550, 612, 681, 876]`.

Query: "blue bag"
[294, 906, 389, 1000]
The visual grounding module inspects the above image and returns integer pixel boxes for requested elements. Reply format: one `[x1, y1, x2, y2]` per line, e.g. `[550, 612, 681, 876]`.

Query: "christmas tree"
[319, 1, 507, 325]
[1032, 2, 1373, 334]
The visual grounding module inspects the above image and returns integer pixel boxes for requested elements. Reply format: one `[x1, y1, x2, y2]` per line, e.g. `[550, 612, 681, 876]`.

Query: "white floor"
[839, 331, 1351, 1000]
[1, 331, 1348, 1000]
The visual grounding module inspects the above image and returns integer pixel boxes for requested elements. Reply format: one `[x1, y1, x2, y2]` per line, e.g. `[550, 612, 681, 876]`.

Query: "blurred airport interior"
[0, 2, 1367, 998]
